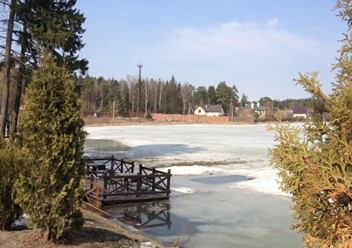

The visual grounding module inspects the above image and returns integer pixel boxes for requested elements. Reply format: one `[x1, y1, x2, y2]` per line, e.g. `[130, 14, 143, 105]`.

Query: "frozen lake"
[84, 124, 302, 247]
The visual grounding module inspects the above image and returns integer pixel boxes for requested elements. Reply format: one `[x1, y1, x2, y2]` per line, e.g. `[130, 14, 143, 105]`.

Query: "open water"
[84, 124, 303, 248]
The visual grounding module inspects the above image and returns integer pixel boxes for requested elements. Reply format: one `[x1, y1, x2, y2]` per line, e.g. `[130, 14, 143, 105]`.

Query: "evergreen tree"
[0, 140, 24, 230]
[19, 0, 88, 74]
[207, 85, 217, 104]
[270, 1, 352, 246]
[0, 0, 88, 140]
[16, 53, 86, 241]
[216, 81, 235, 113]
[193, 86, 207, 106]
[231, 85, 239, 107]
[240, 94, 249, 107]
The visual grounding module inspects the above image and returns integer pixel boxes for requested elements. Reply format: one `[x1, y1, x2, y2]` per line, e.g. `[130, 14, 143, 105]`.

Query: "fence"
[84, 156, 172, 208]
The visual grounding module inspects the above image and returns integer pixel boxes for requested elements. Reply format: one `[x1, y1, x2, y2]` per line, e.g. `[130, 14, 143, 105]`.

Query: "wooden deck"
[84, 156, 172, 208]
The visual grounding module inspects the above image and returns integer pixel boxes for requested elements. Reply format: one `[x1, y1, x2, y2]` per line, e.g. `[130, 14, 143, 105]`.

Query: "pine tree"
[270, 1, 352, 246]
[207, 86, 217, 105]
[15, 53, 86, 241]
[0, 0, 88, 140]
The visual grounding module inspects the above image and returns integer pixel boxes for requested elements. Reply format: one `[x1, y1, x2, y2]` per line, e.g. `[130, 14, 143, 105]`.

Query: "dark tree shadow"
[63, 226, 133, 245]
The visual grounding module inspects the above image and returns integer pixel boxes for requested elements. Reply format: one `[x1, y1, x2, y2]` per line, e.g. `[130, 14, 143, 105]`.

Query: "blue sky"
[76, 1, 345, 101]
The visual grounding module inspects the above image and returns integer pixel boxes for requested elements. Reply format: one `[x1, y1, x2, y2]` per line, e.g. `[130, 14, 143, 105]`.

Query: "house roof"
[293, 106, 308, 114]
[201, 104, 223, 112]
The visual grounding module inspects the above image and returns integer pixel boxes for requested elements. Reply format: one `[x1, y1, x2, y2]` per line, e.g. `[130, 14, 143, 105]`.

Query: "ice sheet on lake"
[85, 124, 288, 196]
[85, 125, 301, 247]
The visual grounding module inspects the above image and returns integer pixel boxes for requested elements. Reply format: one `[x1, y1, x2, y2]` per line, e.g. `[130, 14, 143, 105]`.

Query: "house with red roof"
[293, 106, 308, 119]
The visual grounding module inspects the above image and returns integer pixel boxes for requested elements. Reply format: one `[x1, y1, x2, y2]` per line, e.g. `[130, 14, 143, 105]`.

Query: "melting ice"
[85, 124, 303, 248]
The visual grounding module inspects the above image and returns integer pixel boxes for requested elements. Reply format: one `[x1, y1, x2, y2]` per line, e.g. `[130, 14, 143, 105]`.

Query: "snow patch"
[172, 187, 196, 194]
[158, 165, 222, 175]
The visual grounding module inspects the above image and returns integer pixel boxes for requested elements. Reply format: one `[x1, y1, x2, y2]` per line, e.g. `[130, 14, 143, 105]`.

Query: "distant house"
[293, 106, 308, 119]
[194, 105, 225, 117]
[249, 101, 267, 116]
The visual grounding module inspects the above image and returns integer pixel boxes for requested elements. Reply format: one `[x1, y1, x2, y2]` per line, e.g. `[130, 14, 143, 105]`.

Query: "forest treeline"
[78, 75, 316, 116]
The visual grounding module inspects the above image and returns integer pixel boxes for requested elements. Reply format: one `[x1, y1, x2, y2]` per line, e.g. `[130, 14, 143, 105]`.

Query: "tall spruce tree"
[16, 53, 86, 241]
[270, 1, 352, 247]
[0, 0, 88, 140]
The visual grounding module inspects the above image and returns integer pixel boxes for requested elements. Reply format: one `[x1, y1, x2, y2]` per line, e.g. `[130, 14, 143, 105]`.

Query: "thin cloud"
[139, 18, 337, 100]
[168, 18, 329, 63]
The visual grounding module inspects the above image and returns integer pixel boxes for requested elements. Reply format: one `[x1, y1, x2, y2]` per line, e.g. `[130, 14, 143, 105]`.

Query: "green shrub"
[15, 54, 86, 241]
[270, 1, 352, 246]
[0, 141, 23, 230]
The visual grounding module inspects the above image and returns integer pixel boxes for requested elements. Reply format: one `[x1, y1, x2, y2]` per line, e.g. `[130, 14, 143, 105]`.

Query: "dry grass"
[83, 117, 175, 127]
[0, 209, 164, 248]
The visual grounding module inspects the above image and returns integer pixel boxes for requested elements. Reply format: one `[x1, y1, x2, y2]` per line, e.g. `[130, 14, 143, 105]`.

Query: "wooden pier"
[84, 156, 172, 208]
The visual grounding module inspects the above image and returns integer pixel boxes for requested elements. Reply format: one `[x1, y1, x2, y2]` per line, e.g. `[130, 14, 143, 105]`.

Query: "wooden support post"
[136, 173, 141, 198]
[103, 177, 107, 200]
[96, 187, 100, 209]
[111, 155, 114, 172]
[166, 169, 171, 196]
[152, 168, 156, 191]
[120, 159, 124, 173]
[90, 174, 94, 190]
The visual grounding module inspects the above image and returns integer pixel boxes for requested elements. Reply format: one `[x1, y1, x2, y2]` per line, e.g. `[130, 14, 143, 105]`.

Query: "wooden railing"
[84, 156, 172, 207]
[85, 156, 135, 176]
[84, 174, 108, 209]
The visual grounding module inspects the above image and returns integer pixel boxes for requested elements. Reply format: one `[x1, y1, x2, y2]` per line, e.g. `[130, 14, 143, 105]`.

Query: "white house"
[194, 105, 225, 117]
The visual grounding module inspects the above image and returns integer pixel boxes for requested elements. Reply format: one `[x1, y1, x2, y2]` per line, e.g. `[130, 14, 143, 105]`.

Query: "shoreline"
[82, 116, 286, 127]
[81, 208, 166, 248]
[0, 208, 165, 248]
[83, 117, 260, 127]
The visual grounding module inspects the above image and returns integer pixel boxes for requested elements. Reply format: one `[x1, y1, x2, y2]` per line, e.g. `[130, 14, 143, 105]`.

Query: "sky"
[76, 1, 345, 101]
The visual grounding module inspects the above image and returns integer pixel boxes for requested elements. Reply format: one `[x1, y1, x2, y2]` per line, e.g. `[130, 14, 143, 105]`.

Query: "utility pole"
[137, 63, 143, 114]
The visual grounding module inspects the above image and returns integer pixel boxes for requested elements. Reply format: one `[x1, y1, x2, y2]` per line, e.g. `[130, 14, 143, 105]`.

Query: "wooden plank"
[82, 201, 111, 218]
[101, 195, 170, 204]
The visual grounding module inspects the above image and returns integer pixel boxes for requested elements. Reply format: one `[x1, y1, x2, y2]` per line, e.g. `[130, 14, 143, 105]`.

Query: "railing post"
[152, 168, 156, 191]
[103, 176, 107, 200]
[136, 173, 141, 198]
[120, 159, 124, 173]
[166, 169, 171, 196]
[90, 174, 94, 190]
[96, 187, 100, 209]
[111, 155, 114, 172]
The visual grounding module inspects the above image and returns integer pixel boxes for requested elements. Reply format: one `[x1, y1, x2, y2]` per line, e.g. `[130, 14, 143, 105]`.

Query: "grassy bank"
[0, 209, 164, 248]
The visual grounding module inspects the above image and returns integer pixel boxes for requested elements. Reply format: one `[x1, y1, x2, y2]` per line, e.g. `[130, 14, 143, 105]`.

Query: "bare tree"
[0, 0, 15, 138]
[180, 83, 193, 115]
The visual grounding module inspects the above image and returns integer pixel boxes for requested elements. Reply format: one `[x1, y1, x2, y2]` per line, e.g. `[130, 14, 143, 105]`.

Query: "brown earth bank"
[83, 116, 255, 126]
[0, 209, 166, 248]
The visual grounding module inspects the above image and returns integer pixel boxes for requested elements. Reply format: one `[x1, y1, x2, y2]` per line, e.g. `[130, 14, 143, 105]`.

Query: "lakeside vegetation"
[77, 74, 317, 122]
[1, 0, 352, 247]
[270, 1, 352, 247]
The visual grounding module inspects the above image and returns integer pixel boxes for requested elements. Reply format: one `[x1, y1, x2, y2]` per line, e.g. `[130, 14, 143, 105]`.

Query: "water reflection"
[104, 201, 172, 230]
[85, 139, 129, 152]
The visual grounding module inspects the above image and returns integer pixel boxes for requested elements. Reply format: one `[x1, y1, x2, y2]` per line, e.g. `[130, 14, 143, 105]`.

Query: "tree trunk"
[154, 82, 158, 113]
[158, 83, 163, 113]
[144, 81, 148, 115]
[0, 0, 15, 138]
[10, 26, 27, 143]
